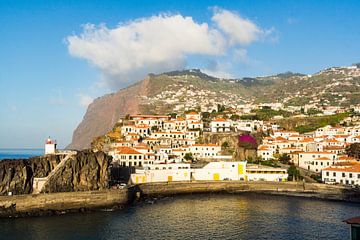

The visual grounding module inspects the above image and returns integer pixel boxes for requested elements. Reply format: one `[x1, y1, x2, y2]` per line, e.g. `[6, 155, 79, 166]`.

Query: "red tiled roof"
[115, 147, 143, 155]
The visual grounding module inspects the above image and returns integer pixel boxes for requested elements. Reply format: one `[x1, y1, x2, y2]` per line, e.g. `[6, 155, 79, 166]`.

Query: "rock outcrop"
[0, 151, 112, 195]
[68, 77, 150, 150]
[42, 150, 112, 193]
[0, 159, 33, 195]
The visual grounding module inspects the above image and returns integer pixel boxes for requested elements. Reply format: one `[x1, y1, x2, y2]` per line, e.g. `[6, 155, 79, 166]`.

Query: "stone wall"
[0, 189, 129, 217]
[138, 181, 360, 202]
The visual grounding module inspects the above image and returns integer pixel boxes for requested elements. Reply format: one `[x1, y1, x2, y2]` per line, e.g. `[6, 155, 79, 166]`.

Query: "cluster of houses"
[257, 125, 360, 186]
[106, 112, 288, 184]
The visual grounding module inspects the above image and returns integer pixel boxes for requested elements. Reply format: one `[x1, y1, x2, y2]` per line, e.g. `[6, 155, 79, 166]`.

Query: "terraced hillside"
[69, 65, 360, 150]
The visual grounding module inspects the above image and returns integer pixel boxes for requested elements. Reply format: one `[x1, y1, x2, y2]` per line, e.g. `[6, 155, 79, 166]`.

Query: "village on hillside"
[87, 103, 360, 187]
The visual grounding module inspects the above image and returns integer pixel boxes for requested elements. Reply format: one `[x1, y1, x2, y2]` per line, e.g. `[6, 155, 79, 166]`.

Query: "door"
[168, 176, 173, 182]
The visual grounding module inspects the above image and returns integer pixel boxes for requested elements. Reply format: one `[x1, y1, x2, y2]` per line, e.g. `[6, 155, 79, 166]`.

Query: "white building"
[322, 163, 360, 186]
[189, 143, 221, 158]
[192, 161, 246, 181]
[298, 152, 337, 172]
[246, 165, 288, 182]
[110, 147, 145, 167]
[257, 145, 276, 160]
[130, 163, 191, 184]
[45, 137, 57, 155]
[210, 118, 231, 132]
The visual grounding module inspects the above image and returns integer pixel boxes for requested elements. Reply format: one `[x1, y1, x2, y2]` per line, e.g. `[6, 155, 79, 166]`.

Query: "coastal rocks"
[41, 150, 112, 193]
[0, 151, 112, 195]
[0, 159, 33, 195]
[203, 132, 259, 160]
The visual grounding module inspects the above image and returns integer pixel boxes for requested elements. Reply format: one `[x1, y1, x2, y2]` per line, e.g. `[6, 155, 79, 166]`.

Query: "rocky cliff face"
[68, 77, 150, 150]
[42, 150, 112, 193]
[0, 151, 112, 195]
[0, 155, 61, 195]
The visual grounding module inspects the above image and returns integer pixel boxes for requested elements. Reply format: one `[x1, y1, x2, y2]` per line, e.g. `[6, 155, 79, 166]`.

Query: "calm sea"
[0, 193, 359, 240]
[0, 149, 43, 160]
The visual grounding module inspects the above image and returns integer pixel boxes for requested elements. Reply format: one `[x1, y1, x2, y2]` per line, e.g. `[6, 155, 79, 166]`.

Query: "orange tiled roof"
[115, 147, 143, 155]
[323, 163, 360, 173]
[314, 157, 331, 161]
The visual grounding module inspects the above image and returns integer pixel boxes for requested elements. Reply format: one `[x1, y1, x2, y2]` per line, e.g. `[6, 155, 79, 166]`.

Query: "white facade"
[322, 163, 360, 186]
[131, 163, 191, 184]
[192, 162, 246, 181]
[246, 165, 288, 182]
[189, 144, 221, 158]
[45, 138, 56, 155]
[210, 119, 231, 133]
[298, 152, 337, 172]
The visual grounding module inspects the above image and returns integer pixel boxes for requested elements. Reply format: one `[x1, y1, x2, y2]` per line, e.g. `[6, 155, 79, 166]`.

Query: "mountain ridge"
[68, 65, 360, 150]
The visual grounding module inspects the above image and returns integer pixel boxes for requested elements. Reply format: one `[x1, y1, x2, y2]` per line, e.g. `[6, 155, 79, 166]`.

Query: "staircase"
[32, 151, 76, 194]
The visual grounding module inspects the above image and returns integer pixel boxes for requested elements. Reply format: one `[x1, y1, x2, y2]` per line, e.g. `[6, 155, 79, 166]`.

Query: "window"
[342, 173, 345, 177]
[350, 173, 353, 178]
[326, 172, 329, 176]
[333, 172, 336, 177]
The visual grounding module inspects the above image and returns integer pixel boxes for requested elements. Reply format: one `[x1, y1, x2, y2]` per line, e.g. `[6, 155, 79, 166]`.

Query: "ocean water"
[0, 193, 359, 240]
[0, 149, 43, 160]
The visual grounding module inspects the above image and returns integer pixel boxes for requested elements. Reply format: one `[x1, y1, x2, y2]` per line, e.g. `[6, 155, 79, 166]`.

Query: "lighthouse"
[45, 137, 57, 155]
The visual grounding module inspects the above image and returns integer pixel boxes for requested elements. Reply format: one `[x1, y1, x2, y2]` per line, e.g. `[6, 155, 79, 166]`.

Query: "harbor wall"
[0, 189, 130, 217]
[137, 181, 360, 202]
[1, 181, 360, 217]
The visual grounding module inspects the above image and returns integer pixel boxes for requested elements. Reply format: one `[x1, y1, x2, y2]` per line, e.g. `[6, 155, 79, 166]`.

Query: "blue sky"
[1, 0, 360, 148]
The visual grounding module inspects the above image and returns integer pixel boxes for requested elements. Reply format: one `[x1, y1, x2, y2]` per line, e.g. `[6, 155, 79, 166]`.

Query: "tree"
[169, 113, 177, 119]
[346, 143, 360, 159]
[151, 126, 159, 132]
[230, 114, 240, 121]
[278, 153, 291, 164]
[217, 104, 225, 113]
[221, 141, 229, 150]
[202, 112, 210, 119]
[184, 153, 193, 162]
[287, 166, 300, 181]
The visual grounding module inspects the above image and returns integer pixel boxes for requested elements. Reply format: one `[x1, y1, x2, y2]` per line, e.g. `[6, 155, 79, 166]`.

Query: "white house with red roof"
[257, 145, 276, 160]
[298, 152, 337, 172]
[189, 143, 221, 158]
[110, 147, 145, 167]
[185, 111, 201, 122]
[210, 118, 231, 132]
[187, 121, 203, 130]
[322, 162, 360, 185]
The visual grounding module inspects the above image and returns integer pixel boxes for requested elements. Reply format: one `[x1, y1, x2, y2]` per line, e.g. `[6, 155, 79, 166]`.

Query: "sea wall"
[1, 181, 359, 218]
[0, 189, 130, 217]
[138, 181, 360, 202]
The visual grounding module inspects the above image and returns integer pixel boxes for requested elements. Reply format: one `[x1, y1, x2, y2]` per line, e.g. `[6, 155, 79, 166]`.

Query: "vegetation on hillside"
[294, 113, 350, 133]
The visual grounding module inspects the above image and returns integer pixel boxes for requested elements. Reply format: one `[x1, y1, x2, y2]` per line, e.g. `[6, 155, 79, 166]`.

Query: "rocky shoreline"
[1, 181, 359, 218]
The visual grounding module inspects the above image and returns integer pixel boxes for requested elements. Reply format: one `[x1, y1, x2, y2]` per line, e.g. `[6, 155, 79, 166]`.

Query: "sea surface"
[0, 149, 43, 160]
[0, 193, 359, 240]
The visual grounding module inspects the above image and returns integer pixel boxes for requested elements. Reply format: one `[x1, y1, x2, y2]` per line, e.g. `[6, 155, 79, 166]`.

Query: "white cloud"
[212, 9, 265, 46]
[66, 9, 274, 89]
[77, 94, 93, 108]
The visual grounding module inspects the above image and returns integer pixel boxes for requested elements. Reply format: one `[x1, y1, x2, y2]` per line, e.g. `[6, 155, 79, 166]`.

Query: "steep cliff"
[0, 151, 112, 195]
[42, 150, 112, 193]
[68, 77, 150, 150]
[0, 155, 61, 195]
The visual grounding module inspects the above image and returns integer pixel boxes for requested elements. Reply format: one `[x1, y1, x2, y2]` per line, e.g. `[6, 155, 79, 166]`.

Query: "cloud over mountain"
[67, 8, 272, 90]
